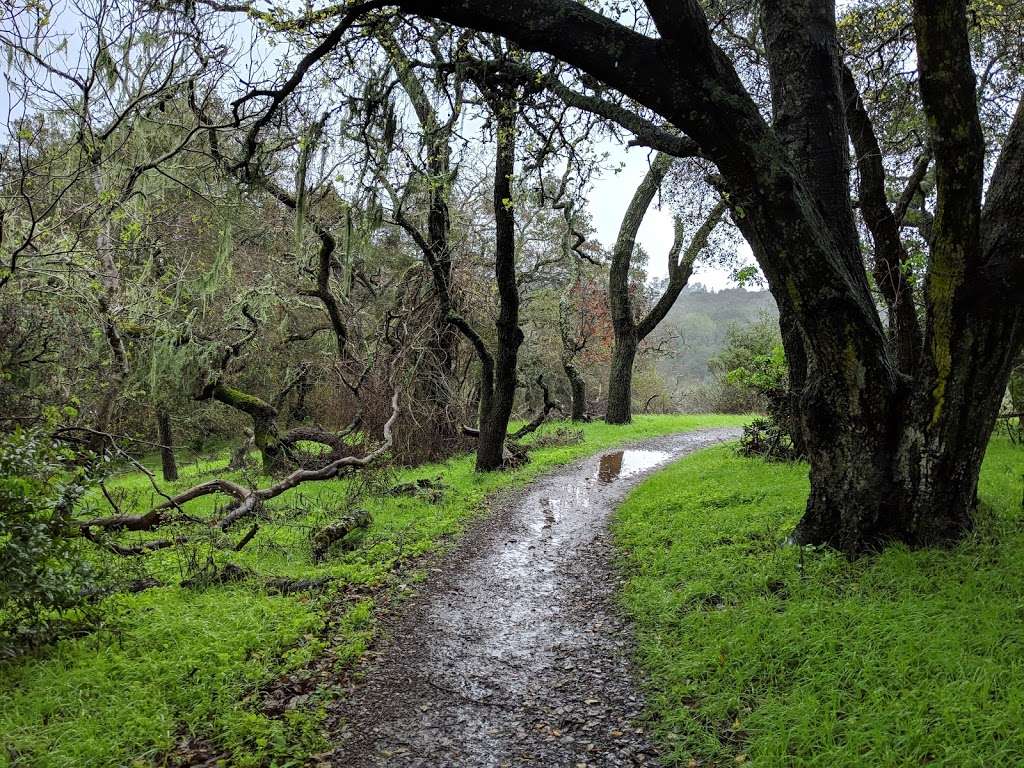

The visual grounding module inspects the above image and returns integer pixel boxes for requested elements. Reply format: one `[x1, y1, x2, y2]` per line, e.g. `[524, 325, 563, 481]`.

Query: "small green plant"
[0, 425, 99, 655]
[725, 345, 802, 461]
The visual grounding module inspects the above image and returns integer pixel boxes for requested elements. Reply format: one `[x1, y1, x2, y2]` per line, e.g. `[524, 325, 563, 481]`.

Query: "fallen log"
[263, 576, 332, 594]
[311, 508, 371, 562]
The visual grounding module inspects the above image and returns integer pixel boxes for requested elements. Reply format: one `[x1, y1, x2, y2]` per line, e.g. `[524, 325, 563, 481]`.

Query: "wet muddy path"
[324, 428, 740, 767]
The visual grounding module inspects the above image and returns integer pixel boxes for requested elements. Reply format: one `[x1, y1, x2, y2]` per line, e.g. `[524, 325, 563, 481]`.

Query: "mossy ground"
[615, 435, 1024, 767]
[0, 414, 745, 768]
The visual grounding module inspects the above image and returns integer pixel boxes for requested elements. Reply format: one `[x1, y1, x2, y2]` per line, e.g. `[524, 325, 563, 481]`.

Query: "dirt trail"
[325, 428, 740, 767]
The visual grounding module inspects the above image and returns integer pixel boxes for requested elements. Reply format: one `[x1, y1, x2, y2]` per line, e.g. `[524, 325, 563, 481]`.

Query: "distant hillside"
[657, 284, 779, 387]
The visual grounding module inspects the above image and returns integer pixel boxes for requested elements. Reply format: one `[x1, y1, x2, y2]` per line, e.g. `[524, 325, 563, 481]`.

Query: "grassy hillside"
[616, 437, 1024, 767]
[658, 286, 778, 387]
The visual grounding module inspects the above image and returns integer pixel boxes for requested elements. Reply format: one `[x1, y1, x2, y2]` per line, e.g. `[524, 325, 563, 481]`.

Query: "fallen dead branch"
[77, 390, 401, 554]
[509, 374, 560, 440]
[461, 374, 560, 447]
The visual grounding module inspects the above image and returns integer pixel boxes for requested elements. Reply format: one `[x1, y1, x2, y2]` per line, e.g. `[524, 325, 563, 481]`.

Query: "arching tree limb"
[78, 390, 401, 551]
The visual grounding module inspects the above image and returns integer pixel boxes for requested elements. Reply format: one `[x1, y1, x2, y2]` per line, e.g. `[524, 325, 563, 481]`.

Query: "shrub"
[698, 315, 783, 414]
[0, 425, 98, 655]
[724, 344, 802, 461]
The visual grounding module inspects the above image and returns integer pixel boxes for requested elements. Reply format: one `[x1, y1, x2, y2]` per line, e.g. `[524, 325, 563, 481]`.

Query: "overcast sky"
[0, 3, 752, 291]
[587, 143, 750, 290]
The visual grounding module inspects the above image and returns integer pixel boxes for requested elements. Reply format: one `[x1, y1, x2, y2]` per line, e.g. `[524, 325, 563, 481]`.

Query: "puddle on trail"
[528, 449, 671, 533]
[596, 448, 671, 483]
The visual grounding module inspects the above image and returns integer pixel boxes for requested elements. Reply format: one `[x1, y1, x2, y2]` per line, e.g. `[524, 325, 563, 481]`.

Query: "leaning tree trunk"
[605, 154, 672, 425]
[209, 383, 288, 474]
[155, 409, 178, 482]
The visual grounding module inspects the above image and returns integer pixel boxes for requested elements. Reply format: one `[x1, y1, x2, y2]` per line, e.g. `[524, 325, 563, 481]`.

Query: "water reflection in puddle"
[530, 449, 672, 536]
[597, 449, 671, 483]
[539, 497, 557, 529]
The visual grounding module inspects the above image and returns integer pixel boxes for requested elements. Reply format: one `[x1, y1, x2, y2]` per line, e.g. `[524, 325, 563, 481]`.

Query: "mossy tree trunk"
[156, 409, 178, 482]
[563, 360, 587, 422]
[605, 335, 638, 425]
[210, 383, 288, 474]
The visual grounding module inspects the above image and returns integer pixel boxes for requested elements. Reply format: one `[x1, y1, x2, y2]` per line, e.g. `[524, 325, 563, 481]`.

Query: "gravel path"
[323, 428, 741, 768]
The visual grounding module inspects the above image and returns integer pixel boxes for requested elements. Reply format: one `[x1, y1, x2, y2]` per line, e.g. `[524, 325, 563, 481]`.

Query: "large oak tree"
[249, 0, 1023, 552]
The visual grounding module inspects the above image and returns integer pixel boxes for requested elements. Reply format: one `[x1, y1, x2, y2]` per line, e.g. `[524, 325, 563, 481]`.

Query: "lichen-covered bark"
[563, 360, 587, 422]
[792, 0, 1022, 549]
[210, 383, 287, 474]
[606, 334, 639, 425]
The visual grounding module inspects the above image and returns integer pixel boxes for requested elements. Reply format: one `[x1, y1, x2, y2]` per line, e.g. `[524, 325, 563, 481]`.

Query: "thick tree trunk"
[605, 155, 671, 425]
[606, 333, 638, 425]
[795, 327, 1018, 550]
[156, 409, 178, 482]
[563, 361, 587, 422]
[475, 380, 513, 471]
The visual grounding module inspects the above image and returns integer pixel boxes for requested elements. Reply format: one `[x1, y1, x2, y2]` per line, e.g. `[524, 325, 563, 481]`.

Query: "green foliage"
[727, 346, 801, 461]
[0, 587, 319, 768]
[722, 344, 786, 395]
[616, 438, 1024, 767]
[658, 287, 779, 399]
[703, 319, 800, 460]
[692, 313, 785, 416]
[0, 426, 98, 655]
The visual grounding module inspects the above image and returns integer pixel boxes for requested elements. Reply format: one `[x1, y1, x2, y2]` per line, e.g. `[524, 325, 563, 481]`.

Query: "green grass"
[0, 414, 745, 768]
[615, 437, 1024, 767]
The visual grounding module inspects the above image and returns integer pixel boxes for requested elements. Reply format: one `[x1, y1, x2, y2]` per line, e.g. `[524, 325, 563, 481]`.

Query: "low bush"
[0, 425, 99, 655]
